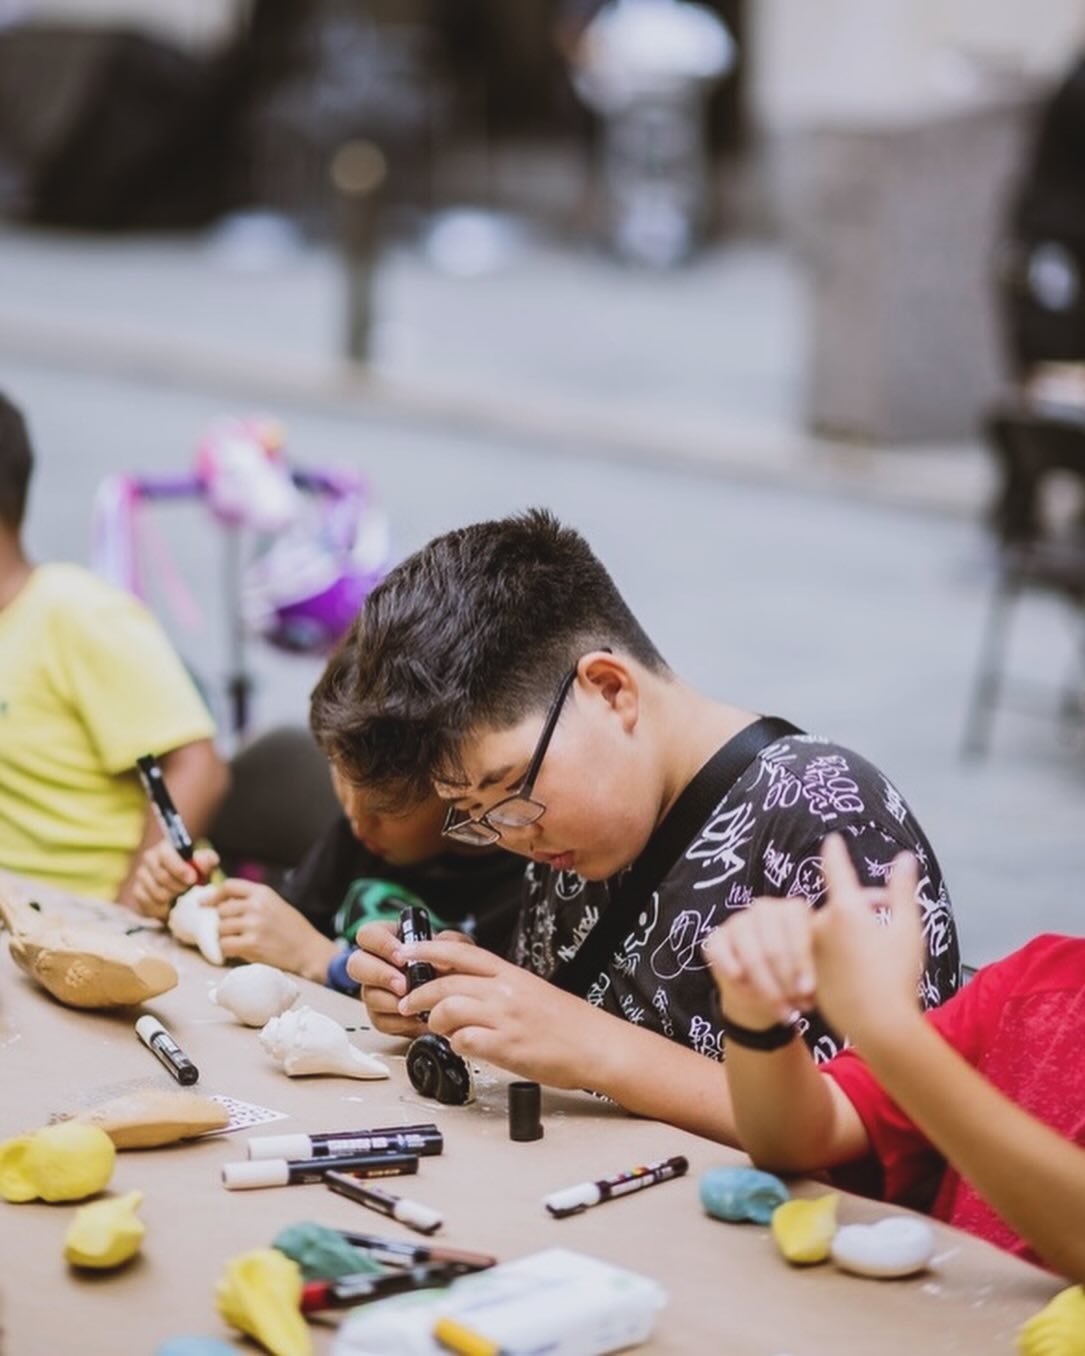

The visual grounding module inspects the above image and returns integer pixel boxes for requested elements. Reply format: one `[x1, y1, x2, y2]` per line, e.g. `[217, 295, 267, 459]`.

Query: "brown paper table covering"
[0, 874, 1063, 1355]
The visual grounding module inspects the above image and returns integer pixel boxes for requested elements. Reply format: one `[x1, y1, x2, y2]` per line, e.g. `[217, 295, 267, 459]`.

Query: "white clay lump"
[830, 1216, 936, 1279]
[168, 885, 224, 966]
[211, 964, 298, 1027]
[259, 1006, 388, 1079]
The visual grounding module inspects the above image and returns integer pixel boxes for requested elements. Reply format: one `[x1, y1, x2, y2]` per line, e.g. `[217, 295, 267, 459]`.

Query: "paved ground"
[2, 221, 1081, 965]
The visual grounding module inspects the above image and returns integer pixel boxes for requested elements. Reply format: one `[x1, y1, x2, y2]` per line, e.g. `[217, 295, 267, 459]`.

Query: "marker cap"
[544, 1183, 601, 1216]
[247, 1133, 312, 1162]
[222, 1159, 291, 1190]
[508, 1080, 543, 1142]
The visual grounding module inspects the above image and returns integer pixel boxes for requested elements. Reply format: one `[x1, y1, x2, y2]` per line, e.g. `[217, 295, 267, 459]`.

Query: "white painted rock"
[168, 885, 223, 966]
[259, 1006, 388, 1079]
[211, 964, 298, 1027]
[831, 1217, 936, 1279]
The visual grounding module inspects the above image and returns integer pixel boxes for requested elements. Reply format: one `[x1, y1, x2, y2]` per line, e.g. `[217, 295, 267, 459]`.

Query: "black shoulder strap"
[551, 715, 803, 996]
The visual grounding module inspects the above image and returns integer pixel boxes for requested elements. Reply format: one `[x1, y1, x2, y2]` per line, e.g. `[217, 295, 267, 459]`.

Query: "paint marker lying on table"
[326, 1170, 444, 1234]
[247, 1122, 442, 1161]
[135, 1014, 199, 1086]
[136, 754, 198, 870]
[335, 1229, 496, 1273]
[223, 1150, 417, 1191]
[301, 1261, 464, 1312]
[544, 1154, 689, 1218]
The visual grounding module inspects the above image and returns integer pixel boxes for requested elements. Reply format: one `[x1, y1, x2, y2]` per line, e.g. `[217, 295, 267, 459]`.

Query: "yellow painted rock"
[0, 1122, 115, 1203]
[64, 1190, 145, 1268]
[771, 1193, 839, 1265]
[216, 1248, 312, 1356]
[1018, 1285, 1085, 1356]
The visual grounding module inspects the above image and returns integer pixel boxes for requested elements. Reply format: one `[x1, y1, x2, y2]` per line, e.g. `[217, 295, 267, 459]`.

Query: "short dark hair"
[0, 392, 33, 531]
[310, 508, 668, 806]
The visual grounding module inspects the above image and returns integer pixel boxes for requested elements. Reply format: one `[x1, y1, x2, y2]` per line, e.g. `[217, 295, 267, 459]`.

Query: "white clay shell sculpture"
[168, 885, 224, 966]
[830, 1217, 936, 1279]
[259, 1006, 388, 1079]
[211, 964, 298, 1027]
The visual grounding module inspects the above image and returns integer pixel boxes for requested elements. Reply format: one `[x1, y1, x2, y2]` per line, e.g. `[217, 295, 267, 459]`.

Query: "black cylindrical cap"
[508, 1080, 543, 1142]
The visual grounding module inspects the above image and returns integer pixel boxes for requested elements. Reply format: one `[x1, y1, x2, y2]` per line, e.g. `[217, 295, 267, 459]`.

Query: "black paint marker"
[334, 1229, 495, 1272]
[136, 753, 197, 868]
[135, 1014, 199, 1086]
[544, 1154, 689, 1217]
[223, 1150, 418, 1191]
[247, 1123, 442, 1162]
[326, 1170, 444, 1234]
[301, 1262, 463, 1313]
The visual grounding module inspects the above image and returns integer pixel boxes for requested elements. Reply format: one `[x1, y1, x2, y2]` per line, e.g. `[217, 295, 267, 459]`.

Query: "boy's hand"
[129, 842, 219, 920]
[810, 833, 925, 1042]
[395, 939, 602, 1090]
[204, 880, 333, 981]
[346, 923, 474, 1039]
[704, 897, 818, 1028]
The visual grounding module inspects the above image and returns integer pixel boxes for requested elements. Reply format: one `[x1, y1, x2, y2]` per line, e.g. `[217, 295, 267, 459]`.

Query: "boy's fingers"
[393, 939, 500, 978]
[821, 833, 864, 905]
[727, 925, 788, 1012]
[427, 994, 497, 1038]
[400, 973, 494, 1017]
[346, 949, 407, 995]
[702, 927, 743, 981]
[355, 922, 402, 963]
[774, 902, 816, 1001]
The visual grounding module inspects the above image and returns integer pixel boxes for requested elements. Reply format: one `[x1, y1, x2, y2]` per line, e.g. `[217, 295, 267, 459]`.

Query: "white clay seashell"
[210, 964, 298, 1027]
[831, 1216, 936, 1279]
[168, 885, 224, 966]
[259, 1006, 388, 1079]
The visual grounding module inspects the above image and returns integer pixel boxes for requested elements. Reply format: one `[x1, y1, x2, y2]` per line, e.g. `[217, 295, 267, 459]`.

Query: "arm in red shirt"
[707, 834, 1085, 1282]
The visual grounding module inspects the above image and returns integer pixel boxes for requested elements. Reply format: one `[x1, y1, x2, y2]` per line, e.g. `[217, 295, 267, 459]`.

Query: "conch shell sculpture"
[211, 963, 298, 1027]
[259, 1006, 388, 1079]
[0, 887, 177, 1009]
[168, 885, 224, 965]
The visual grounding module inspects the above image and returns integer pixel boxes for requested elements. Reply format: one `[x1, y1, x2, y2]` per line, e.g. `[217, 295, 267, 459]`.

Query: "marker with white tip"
[325, 1170, 444, 1235]
[544, 1154, 689, 1218]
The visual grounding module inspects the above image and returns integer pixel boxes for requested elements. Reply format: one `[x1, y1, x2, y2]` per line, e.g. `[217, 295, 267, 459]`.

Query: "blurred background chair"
[962, 396, 1085, 758]
[209, 725, 340, 882]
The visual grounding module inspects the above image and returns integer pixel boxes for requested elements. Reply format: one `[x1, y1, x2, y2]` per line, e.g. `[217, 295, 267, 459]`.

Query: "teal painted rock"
[155, 1339, 239, 1356]
[700, 1166, 790, 1225]
[273, 1221, 383, 1281]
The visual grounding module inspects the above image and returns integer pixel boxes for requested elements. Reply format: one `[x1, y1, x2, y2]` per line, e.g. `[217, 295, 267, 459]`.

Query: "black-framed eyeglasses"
[441, 664, 579, 848]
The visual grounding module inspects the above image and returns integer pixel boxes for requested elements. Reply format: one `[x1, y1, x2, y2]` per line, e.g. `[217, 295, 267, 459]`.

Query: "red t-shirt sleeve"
[821, 953, 1021, 1203]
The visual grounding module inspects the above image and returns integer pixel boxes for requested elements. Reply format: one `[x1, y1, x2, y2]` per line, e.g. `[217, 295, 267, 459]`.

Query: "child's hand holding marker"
[129, 838, 219, 920]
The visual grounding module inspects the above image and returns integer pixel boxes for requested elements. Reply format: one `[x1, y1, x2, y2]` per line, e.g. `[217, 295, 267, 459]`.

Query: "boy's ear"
[578, 651, 639, 731]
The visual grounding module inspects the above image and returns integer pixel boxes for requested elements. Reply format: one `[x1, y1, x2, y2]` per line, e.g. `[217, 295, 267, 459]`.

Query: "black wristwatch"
[717, 1009, 798, 1052]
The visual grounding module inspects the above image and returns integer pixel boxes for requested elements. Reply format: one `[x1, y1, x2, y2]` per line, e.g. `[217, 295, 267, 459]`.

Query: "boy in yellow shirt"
[0, 391, 228, 902]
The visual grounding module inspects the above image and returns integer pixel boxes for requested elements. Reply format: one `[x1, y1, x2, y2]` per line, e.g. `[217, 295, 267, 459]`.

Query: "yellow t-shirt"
[0, 563, 216, 899]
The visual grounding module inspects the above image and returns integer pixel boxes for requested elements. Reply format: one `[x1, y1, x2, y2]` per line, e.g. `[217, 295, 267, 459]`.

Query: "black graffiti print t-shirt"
[512, 732, 961, 1063]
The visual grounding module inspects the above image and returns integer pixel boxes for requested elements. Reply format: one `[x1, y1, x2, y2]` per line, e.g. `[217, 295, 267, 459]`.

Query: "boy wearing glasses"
[315, 509, 960, 1142]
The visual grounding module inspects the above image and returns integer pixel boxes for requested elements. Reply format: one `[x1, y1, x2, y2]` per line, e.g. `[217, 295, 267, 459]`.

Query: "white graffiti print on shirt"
[801, 755, 865, 823]
[688, 1013, 724, 1061]
[762, 841, 795, 891]
[686, 798, 757, 890]
[619, 991, 647, 1025]
[880, 776, 909, 827]
[585, 970, 611, 1008]
[865, 852, 955, 966]
[789, 855, 827, 905]
[611, 892, 661, 978]
[652, 986, 675, 1039]
[553, 869, 588, 903]
[556, 899, 601, 966]
[649, 907, 717, 980]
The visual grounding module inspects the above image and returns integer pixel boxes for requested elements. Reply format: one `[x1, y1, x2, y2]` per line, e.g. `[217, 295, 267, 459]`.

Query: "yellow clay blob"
[771, 1193, 840, 1265]
[1018, 1285, 1085, 1356]
[64, 1189, 145, 1269]
[216, 1247, 312, 1356]
[0, 1122, 115, 1203]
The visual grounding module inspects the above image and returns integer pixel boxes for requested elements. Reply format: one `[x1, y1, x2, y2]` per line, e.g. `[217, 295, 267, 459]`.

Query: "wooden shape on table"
[0, 884, 178, 1009]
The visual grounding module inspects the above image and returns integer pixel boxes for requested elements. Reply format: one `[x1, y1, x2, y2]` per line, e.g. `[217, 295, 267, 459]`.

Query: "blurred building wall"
[6, 0, 246, 49]
[750, 0, 1085, 128]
